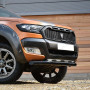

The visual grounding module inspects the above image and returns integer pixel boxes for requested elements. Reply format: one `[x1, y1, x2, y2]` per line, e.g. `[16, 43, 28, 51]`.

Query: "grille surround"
[42, 27, 75, 44]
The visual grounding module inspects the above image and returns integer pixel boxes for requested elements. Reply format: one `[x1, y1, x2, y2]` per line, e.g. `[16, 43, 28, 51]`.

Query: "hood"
[0, 17, 71, 29]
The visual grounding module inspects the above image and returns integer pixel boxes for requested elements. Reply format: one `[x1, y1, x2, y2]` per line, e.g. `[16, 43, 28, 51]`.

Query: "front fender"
[0, 24, 27, 63]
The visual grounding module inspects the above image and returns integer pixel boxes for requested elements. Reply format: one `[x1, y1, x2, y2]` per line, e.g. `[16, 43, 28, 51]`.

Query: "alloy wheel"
[0, 48, 16, 78]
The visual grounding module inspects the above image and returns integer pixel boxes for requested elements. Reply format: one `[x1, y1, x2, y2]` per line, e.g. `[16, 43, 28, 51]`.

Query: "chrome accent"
[47, 59, 74, 63]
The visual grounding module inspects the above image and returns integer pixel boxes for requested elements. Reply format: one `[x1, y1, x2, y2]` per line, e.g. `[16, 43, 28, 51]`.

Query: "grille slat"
[44, 28, 75, 44]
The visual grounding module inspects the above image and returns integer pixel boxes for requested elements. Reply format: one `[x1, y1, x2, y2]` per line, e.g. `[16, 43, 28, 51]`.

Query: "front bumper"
[21, 38, 78, 62]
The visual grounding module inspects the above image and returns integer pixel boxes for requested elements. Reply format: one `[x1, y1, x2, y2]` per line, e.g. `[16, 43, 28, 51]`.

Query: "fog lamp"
[24, 47, 41, 55]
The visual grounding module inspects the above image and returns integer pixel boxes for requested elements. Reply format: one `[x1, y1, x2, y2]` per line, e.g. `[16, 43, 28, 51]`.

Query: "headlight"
[16, 24, 43, 33]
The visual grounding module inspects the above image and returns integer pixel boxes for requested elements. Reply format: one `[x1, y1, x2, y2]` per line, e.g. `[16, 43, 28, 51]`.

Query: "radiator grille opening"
[44, 28, 75, 44]
[49, 49, 75, 56]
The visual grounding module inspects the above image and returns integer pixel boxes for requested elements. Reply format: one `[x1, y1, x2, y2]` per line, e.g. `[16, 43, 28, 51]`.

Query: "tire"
[31, 66, 67, 84]
[0, 43, 23, 84]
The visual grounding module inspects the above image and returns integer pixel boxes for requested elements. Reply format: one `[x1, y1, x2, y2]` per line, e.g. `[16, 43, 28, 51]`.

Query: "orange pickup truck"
[0, 8, 78, 84]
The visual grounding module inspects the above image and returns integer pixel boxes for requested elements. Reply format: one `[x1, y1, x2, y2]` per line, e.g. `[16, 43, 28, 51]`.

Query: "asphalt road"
[0, 80, 90, 90]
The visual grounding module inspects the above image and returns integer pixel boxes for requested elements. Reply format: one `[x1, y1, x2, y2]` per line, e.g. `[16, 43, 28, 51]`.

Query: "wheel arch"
[0, 35, 11, 47]
[0, 24, 27, 63]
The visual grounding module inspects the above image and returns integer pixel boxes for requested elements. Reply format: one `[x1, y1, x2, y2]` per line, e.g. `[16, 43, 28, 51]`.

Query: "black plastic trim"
[21, 38, 49, 59]
[0, 24, 26, 63]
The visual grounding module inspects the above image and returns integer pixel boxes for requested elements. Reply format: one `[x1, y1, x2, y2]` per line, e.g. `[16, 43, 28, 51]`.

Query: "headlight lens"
[16, 24, 43, 33]
[24, 47, 41, 55]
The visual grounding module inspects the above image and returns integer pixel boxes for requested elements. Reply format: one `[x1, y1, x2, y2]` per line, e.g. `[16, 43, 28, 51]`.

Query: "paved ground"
[0, 73, 90, 90]
[20, 73, 90, 80]
[0, 80, 90, 90]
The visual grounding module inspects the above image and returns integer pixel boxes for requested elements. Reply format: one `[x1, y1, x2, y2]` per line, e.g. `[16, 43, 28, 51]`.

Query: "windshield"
[0, 8, 21, 18]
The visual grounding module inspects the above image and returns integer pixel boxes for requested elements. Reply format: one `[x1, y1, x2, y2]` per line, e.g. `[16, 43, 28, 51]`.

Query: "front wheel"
[0, 43, 23, 84]
[31, 66, 67, 84]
